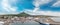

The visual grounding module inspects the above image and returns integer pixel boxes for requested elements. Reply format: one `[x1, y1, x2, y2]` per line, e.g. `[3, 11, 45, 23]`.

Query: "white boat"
[50, 17, 60, 22]
[0, 21, 4, 25]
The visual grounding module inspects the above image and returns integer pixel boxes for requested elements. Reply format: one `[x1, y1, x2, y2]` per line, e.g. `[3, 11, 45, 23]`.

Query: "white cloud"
[0, 0, 18, 14]
[11, 0, 17, 2]
[33, 7, 40, 12]
[33, 0, 52, 6]
[25, 9, 60, 16]
[24, 0, 60, 16]
[52, 0, 60, 7]
[0, 12, 19, 15]
[33, 0, 52, 12]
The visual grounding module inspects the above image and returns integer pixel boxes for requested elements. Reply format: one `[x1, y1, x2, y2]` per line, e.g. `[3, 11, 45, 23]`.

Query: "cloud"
[24, 0, 60, 16]
[0, 0, 18, 14]
[52, 0, 60, 7]
[0, 12, 19, 15]
[24, 9, 60, 16]
[23, 0, 60, 16]
[33, 0, 52, 12]
[33, 0, 52, 6]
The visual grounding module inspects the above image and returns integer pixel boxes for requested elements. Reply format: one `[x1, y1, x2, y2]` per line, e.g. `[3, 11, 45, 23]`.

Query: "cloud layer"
[33, 0, 52, 12]
[0, 0, 18, 14]
[0, 0, 60, 16]
[52, 0, 60, 7]
[25, 10, 60, 16]
[25, 0, 60, 16]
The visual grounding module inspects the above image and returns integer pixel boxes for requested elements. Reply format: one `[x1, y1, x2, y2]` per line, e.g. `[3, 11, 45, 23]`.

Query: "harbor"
[0, 12, 60, 25]
[0, 17, 49, 25]
[0, 16, 60, 25]
[0, 0, 60, 25]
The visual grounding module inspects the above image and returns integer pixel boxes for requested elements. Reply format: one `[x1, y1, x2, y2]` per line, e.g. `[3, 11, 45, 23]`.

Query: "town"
[0, 12, 60, 25]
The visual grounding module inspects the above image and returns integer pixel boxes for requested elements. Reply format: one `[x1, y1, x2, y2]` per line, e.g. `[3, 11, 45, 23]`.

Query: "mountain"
[17, 12, 30, 17]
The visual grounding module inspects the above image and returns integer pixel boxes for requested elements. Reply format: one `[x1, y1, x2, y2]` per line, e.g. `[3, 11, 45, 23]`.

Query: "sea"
[9, 20, 49, 25]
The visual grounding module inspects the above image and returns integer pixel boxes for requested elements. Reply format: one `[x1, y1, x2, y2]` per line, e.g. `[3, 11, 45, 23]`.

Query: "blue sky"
[0, 0, 60, 16]
[15, 0, 60, 12]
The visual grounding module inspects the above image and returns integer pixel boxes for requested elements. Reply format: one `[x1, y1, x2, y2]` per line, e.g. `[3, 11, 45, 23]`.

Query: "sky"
[0, 0, 60, 16]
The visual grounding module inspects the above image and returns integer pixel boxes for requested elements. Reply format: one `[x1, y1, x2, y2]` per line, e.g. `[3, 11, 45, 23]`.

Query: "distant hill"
[0, 12, 57, 17]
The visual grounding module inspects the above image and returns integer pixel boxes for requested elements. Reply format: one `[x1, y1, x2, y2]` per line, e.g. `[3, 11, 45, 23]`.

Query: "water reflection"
[9, 21, 23, 25]
[9, 17, 50, 25]
[9, 20, 40, 25]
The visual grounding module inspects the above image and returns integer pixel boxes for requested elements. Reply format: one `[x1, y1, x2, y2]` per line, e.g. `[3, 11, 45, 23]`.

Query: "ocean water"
[9, 20, 49, 25]
[9, 20, 40, 25]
